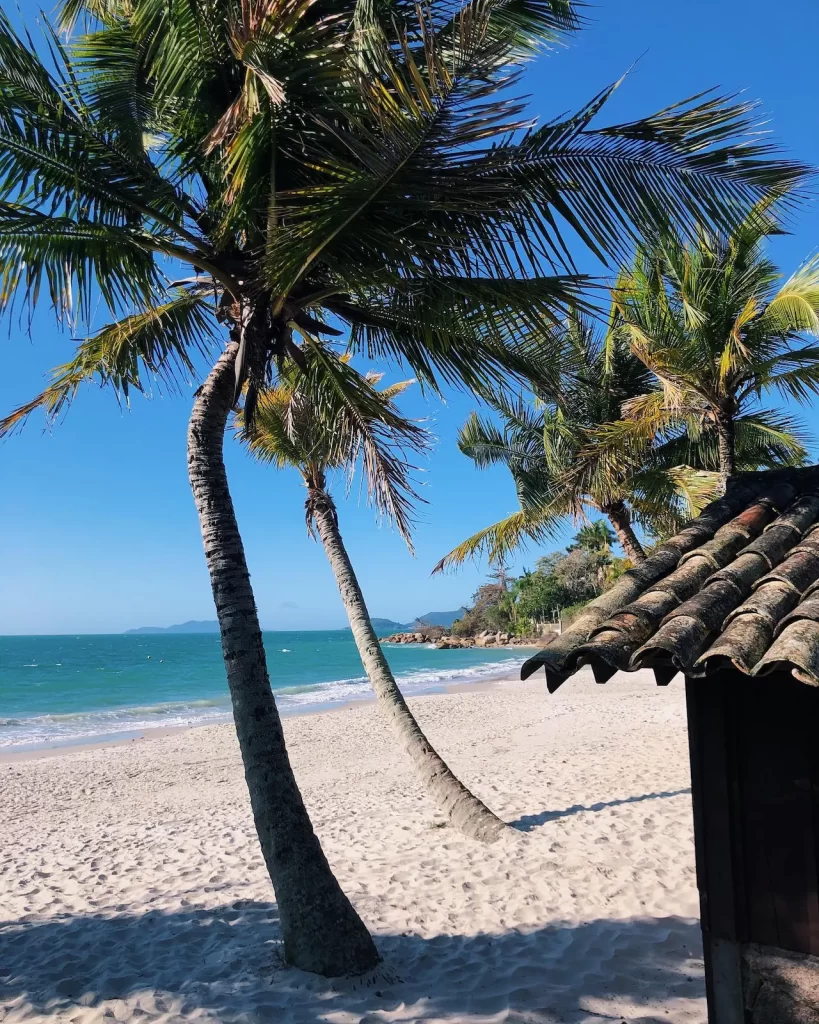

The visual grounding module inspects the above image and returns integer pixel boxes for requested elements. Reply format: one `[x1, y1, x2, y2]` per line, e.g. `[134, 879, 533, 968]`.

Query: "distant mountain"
[127, 610, 467, 636]
[406, 609, 467, 629]
[374, 609, 467, 633]
[370, 617, 408, 633]
[125, 620, 220, 635]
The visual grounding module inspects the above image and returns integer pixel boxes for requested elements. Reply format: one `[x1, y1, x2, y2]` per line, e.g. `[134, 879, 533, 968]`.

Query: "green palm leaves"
[0, 292, 216, 434]
[0, 0, 812, 440]
[434, 284, 815, 574]
[238, 351, 429, 545]
[434, 311, 715, 571]
[612, 204, 819, 479]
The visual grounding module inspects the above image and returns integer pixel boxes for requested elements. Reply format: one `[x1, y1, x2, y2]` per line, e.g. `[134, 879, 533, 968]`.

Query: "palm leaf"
[240, 344, 431, 547]
[0, 292, 216, 435]
[432, 506, 563, 574]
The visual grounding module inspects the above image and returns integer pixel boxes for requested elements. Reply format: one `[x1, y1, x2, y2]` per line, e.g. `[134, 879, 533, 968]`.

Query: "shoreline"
[0, 664, 530, 763]
[2, 669, 703, 1024]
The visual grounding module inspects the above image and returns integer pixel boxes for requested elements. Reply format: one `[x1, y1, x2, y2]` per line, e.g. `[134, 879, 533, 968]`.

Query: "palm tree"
[239, 352, 507, 841]
[434, 305, 807, 574]
[613, 204, 819, 489]
[571, 521, 616, 555]
[434, 312, 720, 570]
[0, 0, 807, 974]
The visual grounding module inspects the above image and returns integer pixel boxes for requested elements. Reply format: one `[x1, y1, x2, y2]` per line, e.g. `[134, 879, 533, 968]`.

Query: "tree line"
[452, 524, 630, 638]
[2, 0, 818, 980]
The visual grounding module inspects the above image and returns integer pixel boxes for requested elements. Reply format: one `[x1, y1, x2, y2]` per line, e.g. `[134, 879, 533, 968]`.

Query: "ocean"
[0, 630, 526, 751]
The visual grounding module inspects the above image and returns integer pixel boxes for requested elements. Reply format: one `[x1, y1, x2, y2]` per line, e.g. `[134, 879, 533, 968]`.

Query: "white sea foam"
[0, 699, 234, 750]
[0, 657, 525, 749]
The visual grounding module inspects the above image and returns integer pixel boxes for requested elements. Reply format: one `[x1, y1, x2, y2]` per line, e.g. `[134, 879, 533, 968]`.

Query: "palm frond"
[331, 275, 585, 394]
[432, 507, 562, 574]
[240, 345, 431, 547]
[733, 410, 810, 468]
[0, 292, 216, 435]
[756, 256, 819, 336]
[0, 202, 162, 319]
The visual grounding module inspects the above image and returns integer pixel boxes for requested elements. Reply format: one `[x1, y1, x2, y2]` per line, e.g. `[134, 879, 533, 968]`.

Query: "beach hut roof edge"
[521, 465, 819, 692]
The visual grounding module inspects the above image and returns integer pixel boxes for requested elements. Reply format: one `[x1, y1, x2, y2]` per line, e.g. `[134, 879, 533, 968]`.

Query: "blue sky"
[2, 0, 819, 635]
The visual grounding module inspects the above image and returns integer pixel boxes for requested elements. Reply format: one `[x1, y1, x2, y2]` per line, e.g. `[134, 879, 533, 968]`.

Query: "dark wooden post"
[685, 671, 819, 1024]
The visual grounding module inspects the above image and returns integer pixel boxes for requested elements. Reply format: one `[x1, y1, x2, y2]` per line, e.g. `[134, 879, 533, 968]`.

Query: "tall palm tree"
[434, 307, 807, 574]
[0, 0, 807, 974]
[613, 204, 819, 489]
[239, 352, 507, 842]
[434, 312, 720, 570]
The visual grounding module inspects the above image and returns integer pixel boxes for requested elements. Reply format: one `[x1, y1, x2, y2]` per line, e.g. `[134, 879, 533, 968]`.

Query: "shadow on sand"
[1, 901, 705, 1024]
[511, 788, 692, 833]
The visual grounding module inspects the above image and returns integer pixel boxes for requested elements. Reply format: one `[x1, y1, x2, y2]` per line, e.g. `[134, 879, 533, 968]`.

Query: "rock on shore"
[379, 630, 536, 649]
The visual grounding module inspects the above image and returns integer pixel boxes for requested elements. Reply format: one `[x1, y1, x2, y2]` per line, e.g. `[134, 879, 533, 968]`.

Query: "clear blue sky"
[2, 0, 819, 635]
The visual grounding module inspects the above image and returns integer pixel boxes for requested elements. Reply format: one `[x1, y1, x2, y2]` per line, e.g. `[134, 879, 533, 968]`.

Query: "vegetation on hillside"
[452, 525, 630, 637]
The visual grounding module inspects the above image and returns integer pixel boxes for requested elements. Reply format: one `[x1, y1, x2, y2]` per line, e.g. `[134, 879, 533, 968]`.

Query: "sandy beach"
[1, 670, 704, 1024]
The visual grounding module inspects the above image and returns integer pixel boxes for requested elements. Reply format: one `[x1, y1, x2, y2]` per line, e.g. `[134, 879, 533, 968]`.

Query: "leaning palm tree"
[239, 352, 507, 842]
[435, 312, 720, 570]
[434, 307, 806, 573]
[0, 0, 808, 974]
[612, 203, 819, 489]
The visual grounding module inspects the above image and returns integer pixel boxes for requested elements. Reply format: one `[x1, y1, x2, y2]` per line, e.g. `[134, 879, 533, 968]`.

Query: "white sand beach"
[1, 670, 704, 1024]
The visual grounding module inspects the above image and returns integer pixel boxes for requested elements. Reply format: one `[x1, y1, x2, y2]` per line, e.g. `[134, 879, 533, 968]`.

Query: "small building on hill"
[522, 467, 819, 1024]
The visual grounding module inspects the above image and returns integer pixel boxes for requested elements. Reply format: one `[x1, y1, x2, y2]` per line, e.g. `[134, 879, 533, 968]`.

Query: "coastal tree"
[435, 312, 719, 571]
[611, 204, 819, 490]
[435, 304, 808, 574]
[0, 0, 809, 975]
[569, 521, 616, 556]
[239, 353, 507, 842]
[454, 529, 625, 636]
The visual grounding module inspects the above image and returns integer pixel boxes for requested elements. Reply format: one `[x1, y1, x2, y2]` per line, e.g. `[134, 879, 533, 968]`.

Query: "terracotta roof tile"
[521, 467, 819, 692]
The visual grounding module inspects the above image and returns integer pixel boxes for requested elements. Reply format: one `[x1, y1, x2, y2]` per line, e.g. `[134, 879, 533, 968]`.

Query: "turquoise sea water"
[0, 631, 525, 750]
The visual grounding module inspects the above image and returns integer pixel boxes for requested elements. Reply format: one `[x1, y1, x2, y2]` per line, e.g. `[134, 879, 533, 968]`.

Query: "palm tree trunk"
[716, 414, 736, 493]
[309, 486, 507, 843]
[187, 342, 379, 977]
[601, 500, 646, 564]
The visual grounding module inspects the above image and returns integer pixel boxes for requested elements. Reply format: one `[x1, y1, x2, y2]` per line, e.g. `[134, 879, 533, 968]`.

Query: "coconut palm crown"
[609, 203, 819, 487]
[433, 304, 807, 573]
[0, 1, 811, 435]
[239, 350, 428, 545]
[434, 310, 721, 570]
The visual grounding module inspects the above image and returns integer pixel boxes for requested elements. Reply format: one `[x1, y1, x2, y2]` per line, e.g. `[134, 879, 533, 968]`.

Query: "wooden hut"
[521, 467, 819, 1024]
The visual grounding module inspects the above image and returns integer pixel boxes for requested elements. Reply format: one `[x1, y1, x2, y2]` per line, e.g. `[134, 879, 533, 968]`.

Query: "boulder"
[436, 637, 466, 649]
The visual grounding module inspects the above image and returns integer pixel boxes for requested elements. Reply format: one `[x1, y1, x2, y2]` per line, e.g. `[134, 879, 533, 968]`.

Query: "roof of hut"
[521, 466, 819, 692]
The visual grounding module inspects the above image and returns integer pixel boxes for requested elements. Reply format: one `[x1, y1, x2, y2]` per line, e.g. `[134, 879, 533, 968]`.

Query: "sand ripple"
[1, 671, 704, 1023]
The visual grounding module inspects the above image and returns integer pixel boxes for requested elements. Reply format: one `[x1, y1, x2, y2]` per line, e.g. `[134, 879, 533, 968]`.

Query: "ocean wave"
[273, 657, 525, 710]
[0, 699, 233, 749]
[1, 654, 524, 749]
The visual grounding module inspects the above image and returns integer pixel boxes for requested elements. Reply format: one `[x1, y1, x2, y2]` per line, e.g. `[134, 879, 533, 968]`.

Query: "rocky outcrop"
[380, 631, 440, 645]
[379, 629, 537, 649]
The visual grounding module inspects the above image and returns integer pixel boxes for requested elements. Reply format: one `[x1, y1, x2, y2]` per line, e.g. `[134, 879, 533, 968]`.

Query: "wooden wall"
[686, 671, 819, 1021]
[687, 670, 819, 954]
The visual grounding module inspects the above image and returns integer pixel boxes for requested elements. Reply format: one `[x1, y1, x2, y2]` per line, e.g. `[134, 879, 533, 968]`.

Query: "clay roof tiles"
[521, 467, 819, 692]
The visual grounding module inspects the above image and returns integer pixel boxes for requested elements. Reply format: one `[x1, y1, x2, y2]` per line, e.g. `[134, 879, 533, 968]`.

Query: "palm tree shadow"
[512, 788, 692, 832]
[1, 901, 706, 1023]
